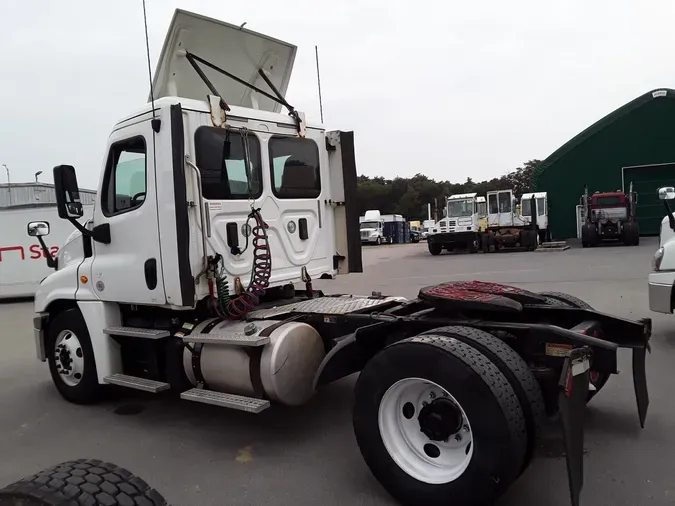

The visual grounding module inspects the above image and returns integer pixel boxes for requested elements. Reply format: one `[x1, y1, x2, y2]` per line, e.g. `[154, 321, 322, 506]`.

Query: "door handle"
[144, 258, 158, 290]
[298, 218, 309, 240]
[226, 222, 241, 255]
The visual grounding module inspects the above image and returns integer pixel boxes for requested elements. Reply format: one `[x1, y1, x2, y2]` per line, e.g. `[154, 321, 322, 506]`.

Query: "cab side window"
[102, 137, 147, 216]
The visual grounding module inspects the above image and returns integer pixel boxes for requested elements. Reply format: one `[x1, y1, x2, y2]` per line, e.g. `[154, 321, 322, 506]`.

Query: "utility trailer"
[581, 184, 639, 247]
[26, 9, 651, 506]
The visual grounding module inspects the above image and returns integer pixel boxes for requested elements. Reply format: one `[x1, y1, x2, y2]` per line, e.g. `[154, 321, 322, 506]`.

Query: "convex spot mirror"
[27, 221, 50, 237]
[658, 187, 675, 200]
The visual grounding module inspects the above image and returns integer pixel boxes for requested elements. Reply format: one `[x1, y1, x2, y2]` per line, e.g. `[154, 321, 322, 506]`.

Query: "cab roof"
[447, 193, 477, 200]
[521, 192, 547, 199]
[114, 96, 322, 131]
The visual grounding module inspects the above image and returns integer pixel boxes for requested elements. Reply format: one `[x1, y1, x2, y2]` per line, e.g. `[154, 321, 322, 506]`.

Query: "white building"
[0, 182, 96, 207]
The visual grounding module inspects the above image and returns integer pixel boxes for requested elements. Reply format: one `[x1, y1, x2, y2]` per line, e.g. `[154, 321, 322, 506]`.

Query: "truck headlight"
[653, 247, 664, 271]
[370, 231, 378, 237]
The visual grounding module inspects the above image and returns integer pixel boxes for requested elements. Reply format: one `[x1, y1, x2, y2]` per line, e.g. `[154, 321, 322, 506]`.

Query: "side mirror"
[442, 208, 447, 217]
[658, 187, 675, 200]
[27, 221, 56, 269]
[53, 165, 84, 219]
[27, 221, 50, 237]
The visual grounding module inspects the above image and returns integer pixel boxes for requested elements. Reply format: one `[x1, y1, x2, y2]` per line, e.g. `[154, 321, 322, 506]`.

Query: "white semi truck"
[25, 9, 651, 506]
[427, 193, 486, 255]
[359, 210, 386, 244]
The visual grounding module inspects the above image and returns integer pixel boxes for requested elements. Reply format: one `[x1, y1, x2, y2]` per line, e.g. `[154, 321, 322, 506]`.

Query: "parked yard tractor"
[581, 184, 639, 247]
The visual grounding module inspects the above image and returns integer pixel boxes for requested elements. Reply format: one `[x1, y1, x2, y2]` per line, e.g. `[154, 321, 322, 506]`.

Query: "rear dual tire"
[354, 331, 530, 506]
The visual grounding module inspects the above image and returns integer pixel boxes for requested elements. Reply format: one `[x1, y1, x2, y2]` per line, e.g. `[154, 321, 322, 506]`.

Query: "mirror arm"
[69, 219, 111, 244]
[35, 236, 57, 270]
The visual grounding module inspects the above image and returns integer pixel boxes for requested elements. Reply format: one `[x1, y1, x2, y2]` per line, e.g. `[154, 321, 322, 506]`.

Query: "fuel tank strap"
[191, 318, 220, 389]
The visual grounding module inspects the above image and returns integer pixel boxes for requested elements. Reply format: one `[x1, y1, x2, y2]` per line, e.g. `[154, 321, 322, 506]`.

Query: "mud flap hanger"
[559, 345, 649, 506]
[183, 51, 306, 136]
[558, 347, 590, 506]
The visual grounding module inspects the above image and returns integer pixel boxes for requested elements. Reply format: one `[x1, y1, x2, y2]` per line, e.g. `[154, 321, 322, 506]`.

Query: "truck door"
[266, 133, 331, 279]
[491, 190, 514, 226]
[88, 120, 165, 304]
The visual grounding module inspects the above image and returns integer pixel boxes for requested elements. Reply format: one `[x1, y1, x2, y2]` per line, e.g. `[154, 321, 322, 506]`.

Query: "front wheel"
[47, 308, 103, 404]
[354, 336, 527, 506]
[428, 242, 442, 256]
[376, 236, 382, 245]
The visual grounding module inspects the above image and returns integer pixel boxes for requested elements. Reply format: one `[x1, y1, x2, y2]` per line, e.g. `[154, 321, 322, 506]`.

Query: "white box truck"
[0, 204, 93, 299]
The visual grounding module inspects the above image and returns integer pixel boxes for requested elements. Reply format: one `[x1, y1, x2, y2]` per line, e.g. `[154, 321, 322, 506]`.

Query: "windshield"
[360, 221, 380, 229]
[594, 196, 623, 207]
[447, 199, 474, 217]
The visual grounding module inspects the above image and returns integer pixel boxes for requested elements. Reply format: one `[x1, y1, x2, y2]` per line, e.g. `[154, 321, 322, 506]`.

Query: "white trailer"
[0, 204, 93, 299]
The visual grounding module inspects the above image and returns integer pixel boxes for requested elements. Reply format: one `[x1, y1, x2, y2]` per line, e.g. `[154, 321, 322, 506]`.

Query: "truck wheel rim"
[54, 330, 84, 387]
[378, 378, 473, 484]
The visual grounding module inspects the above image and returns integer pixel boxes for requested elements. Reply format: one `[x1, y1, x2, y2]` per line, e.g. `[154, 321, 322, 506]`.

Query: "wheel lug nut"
[463, 425, 470, 432]
[455, 435, 462, 442]
[429, 392, 436, 399]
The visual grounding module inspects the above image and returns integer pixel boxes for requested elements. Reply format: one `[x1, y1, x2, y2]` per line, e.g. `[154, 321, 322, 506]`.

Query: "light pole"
[2, 164, 10, 206]
[35, 171, 42, 183]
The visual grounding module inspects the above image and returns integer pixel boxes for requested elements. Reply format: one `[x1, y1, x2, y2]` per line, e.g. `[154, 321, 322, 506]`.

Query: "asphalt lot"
[1, 238, 673, 505]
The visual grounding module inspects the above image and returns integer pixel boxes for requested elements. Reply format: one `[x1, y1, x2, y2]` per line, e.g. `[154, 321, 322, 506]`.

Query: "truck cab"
[649, 186, 675, 313]
[30, 9, 362, 405]
[360, 210, 385, 245]
[484, 189, 548, 251]
[427, 193, 484, 255]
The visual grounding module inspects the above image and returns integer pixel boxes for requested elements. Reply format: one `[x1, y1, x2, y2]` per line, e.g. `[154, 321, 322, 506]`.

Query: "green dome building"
[533, 88, 675, 239]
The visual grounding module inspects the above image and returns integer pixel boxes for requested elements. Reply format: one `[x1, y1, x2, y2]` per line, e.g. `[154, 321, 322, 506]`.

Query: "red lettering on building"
[0, 245, 59, 262]
[0, 246, 25, 262]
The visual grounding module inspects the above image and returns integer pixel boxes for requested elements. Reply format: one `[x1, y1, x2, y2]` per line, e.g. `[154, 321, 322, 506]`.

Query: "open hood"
[151, 9, 297, 113]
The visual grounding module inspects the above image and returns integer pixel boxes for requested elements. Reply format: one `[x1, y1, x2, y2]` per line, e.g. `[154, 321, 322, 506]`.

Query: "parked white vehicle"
[649, 186, 675, 313]
[0, 204, 93, 299]
[360, 210, 386, 244]
[427, 193, 485, 255]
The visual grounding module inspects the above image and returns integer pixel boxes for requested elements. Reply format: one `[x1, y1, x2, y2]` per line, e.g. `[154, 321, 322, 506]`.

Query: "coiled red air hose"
[218, 209, 272, 319]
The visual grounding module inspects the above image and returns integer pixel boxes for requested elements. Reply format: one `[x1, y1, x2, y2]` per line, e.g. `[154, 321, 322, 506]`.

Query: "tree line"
[356, 160, 542, 221]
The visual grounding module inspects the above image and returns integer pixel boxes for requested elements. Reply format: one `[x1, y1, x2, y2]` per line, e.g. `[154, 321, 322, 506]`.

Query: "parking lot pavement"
[1, 238, 673, 505]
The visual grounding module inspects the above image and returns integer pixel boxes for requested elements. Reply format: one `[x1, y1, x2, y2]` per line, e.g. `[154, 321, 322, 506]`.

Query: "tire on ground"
[538, 291, 610, 400]
[481, 234, 490, 253]
[0, 459, 168, 506]
[428, 242, 442, 255]
[420, 326, 544, 473]
[623, 221, 640, 246]
[353, 335, 527, 506]
[47, 308, 104, 405]
[581, 222, 597, 247]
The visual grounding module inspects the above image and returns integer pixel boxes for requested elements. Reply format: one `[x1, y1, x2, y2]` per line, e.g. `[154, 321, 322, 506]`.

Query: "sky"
[1, 0, 675, 190]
